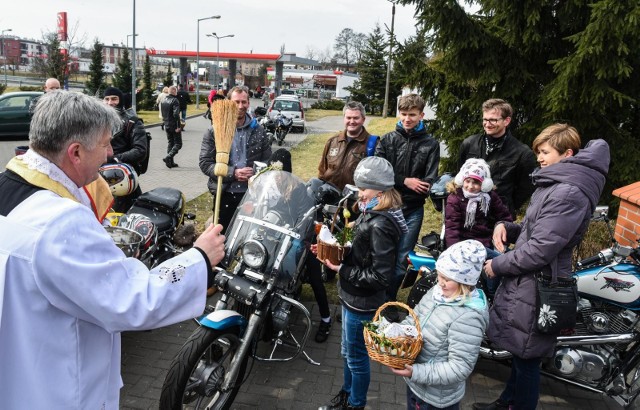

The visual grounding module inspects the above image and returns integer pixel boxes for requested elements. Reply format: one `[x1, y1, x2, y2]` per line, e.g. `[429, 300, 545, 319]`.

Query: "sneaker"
[162, 156, 172, 168]
[315, 319, 332, 343]
[318, 390, 349, 410]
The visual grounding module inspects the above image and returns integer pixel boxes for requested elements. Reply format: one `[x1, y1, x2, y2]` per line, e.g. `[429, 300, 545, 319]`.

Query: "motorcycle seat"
[129, 187, 184, 233]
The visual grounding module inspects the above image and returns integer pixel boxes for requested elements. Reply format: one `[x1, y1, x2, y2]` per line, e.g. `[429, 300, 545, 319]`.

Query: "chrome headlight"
[242, 240, 267, 269]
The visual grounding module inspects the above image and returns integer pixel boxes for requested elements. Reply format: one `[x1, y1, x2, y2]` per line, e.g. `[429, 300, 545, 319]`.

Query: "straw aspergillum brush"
[211, 99, 238, 226]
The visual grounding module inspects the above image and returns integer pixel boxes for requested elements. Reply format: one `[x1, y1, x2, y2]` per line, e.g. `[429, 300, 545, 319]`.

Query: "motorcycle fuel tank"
[576, 263, 640, 309]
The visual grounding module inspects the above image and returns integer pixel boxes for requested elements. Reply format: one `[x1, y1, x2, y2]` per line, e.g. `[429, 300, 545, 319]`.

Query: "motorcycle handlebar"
[576, 254, 603, 269]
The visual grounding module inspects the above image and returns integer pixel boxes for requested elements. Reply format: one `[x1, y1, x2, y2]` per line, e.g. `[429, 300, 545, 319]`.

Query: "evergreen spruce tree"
[397, 0, 640, 200]
[345, 24, 388, 115]
[85, 39, 107, 96]
[112, 48, 133, 95]
[141, 55, 154, 110]
[163, 62, 173, 87]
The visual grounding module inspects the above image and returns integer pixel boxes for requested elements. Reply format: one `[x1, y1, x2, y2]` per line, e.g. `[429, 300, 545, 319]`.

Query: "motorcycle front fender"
[197, 309, 248, 333]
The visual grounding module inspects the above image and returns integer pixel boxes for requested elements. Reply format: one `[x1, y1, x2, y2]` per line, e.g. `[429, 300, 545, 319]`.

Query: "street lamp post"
[131, 0, 137, 110]
[382, 1, 396, 119]
[1, 28, 13, 87]
[206, 33, 234, 93]
[126, 33, 138, 49]
[196, 15, 221, 109]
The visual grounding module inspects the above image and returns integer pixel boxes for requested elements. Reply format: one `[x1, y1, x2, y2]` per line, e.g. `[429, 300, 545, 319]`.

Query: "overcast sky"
[1, 1, 421, 57]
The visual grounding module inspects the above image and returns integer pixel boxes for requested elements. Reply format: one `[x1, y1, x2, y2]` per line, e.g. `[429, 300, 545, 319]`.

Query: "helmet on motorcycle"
[117, 213, 156, 252]
[99, 163, 139, 197]
[254, 106, 267, 117]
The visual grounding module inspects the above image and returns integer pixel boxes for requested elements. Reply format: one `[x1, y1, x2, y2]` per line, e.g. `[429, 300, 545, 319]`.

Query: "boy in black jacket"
[376, 94, 440, 301]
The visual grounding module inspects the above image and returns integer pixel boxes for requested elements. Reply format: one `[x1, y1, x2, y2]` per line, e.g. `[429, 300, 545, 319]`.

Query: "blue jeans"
[407, 385, 460, 410]
[387, 206, 424, 301]
[180, 108, 187, 121]
[341, 306, 374, 407]
[499, 355, 541, 410]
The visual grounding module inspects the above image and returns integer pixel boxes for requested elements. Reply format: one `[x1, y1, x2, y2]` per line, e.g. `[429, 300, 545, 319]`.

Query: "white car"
[268, 95, 305, 132]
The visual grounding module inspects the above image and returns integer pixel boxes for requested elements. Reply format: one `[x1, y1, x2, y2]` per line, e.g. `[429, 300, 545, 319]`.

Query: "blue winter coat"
[401, 287, 489, 407]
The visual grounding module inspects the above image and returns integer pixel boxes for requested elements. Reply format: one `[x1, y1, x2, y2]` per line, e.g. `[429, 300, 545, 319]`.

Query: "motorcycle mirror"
[342, 184, 359, 200]
[592, 205, 608, 220]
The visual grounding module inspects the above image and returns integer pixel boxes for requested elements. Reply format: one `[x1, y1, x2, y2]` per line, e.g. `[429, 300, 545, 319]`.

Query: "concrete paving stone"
[120, 396, 156, 410]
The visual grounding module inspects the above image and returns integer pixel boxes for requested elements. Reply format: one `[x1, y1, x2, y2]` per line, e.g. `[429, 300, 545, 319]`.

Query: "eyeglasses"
[482, 117, 504, 125]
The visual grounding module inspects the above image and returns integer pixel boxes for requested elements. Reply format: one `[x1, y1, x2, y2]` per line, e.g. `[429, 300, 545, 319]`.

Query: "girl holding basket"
[389, 240, 489, 410]
[316, 156, 407, 410]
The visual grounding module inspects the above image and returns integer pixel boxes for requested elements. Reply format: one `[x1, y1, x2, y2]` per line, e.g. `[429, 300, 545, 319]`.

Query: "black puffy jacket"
[338, 210, 402, 313]
[458, 130, 537, 217]
[376, 122, 440, 211]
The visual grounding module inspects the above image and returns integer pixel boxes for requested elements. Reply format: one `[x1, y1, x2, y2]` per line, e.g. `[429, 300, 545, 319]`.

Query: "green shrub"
[311, 99, 345, 110]
[0, 84, 6, 95]
[19, 86, 42, 92]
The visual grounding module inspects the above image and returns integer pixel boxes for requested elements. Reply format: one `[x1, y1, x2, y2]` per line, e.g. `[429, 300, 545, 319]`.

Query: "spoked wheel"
[160, 326, 248, 410]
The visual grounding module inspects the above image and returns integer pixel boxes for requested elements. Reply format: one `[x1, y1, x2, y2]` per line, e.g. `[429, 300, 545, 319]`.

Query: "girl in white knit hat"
[389, 240, 489, 410]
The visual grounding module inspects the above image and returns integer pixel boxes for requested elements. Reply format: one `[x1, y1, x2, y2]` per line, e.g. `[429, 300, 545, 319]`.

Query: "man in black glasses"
[458, 98, 536, 218]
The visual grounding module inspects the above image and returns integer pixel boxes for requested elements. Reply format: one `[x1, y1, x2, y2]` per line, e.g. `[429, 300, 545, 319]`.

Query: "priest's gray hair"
[29, 90, 121, 159]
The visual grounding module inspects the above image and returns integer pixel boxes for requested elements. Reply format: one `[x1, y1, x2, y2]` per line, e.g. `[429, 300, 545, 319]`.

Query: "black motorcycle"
[159, 171, 358, 409]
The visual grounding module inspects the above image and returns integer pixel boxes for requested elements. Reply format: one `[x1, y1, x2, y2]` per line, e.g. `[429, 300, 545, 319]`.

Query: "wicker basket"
[363, 301, 423, 369]
[316, 239, 349, 265]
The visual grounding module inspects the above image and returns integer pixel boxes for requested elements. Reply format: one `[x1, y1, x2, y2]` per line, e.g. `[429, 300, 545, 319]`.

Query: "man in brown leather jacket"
[317, 101, 374, 190]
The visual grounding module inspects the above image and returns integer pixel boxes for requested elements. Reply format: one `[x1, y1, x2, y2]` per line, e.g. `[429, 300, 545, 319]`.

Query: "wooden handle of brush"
[213, 176, 223, 226]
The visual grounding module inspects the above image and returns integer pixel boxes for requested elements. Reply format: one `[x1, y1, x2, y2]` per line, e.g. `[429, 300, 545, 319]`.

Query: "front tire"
[160, 326, 248, 410]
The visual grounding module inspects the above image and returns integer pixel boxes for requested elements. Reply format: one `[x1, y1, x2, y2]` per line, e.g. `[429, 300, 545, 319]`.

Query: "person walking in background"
[376, 93, 440, 302]
[102, 86, 148, 212]
[475, 125, 610, 410]
[390, 240, 489, 410]
[458, 98, 537, 218]
[445, 158, 513, 296]
[156, 86, 169, 129]
[0, 90, 226, 409]
[199, 85, 272, 234]
[318, 101, 375, 191]
[176, 84, 191, 123]
[317, 157, 407, 410]
[160, 86, 182, 169]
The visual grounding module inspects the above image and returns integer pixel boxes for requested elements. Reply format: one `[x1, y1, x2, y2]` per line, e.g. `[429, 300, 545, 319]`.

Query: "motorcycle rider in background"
[103, 86, 148, 212]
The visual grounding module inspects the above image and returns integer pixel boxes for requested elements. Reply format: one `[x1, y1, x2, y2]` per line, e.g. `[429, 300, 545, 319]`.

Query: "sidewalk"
[119, 113, 634, 410]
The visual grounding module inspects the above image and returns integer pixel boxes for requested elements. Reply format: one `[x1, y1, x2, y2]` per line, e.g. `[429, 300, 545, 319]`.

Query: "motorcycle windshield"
[223, 171, 317, 288]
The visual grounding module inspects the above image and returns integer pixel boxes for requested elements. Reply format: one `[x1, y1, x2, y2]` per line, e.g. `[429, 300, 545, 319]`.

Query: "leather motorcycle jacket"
[338, 210, 402, 313]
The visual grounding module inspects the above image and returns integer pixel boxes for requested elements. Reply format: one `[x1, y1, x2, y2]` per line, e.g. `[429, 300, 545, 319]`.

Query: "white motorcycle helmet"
[99, 163, 139, 197]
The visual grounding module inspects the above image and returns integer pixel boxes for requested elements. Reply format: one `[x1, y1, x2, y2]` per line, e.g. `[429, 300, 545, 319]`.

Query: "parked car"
[0, 91, 43, 139]
[280, 89, 296, 96]
[268, 95, 305, 133]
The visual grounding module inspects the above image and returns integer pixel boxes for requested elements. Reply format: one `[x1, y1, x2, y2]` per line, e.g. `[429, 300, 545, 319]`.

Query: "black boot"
[318, 390, 348, 410]
[163, 156, 172, 168]
[472, 399, 511, 410]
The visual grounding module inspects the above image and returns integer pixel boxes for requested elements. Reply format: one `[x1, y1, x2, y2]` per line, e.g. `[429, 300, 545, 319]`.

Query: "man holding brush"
[199, 85, 272, 233]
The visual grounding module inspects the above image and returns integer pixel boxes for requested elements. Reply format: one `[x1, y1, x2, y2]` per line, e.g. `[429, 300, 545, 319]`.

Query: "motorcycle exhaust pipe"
[479, 333, 637, 360]
[556, 333, 637, 346]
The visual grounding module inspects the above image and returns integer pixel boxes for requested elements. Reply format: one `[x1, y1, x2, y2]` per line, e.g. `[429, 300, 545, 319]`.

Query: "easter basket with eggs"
[363, 302, 423, 369]
[316, 205, 353, 265]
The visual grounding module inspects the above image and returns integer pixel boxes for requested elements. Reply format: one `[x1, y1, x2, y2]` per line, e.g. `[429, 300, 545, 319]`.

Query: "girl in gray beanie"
[318, 156, 407, 410]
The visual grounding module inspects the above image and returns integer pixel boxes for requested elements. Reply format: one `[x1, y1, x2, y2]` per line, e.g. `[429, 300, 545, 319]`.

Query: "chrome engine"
[543, 299, 639, 383]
